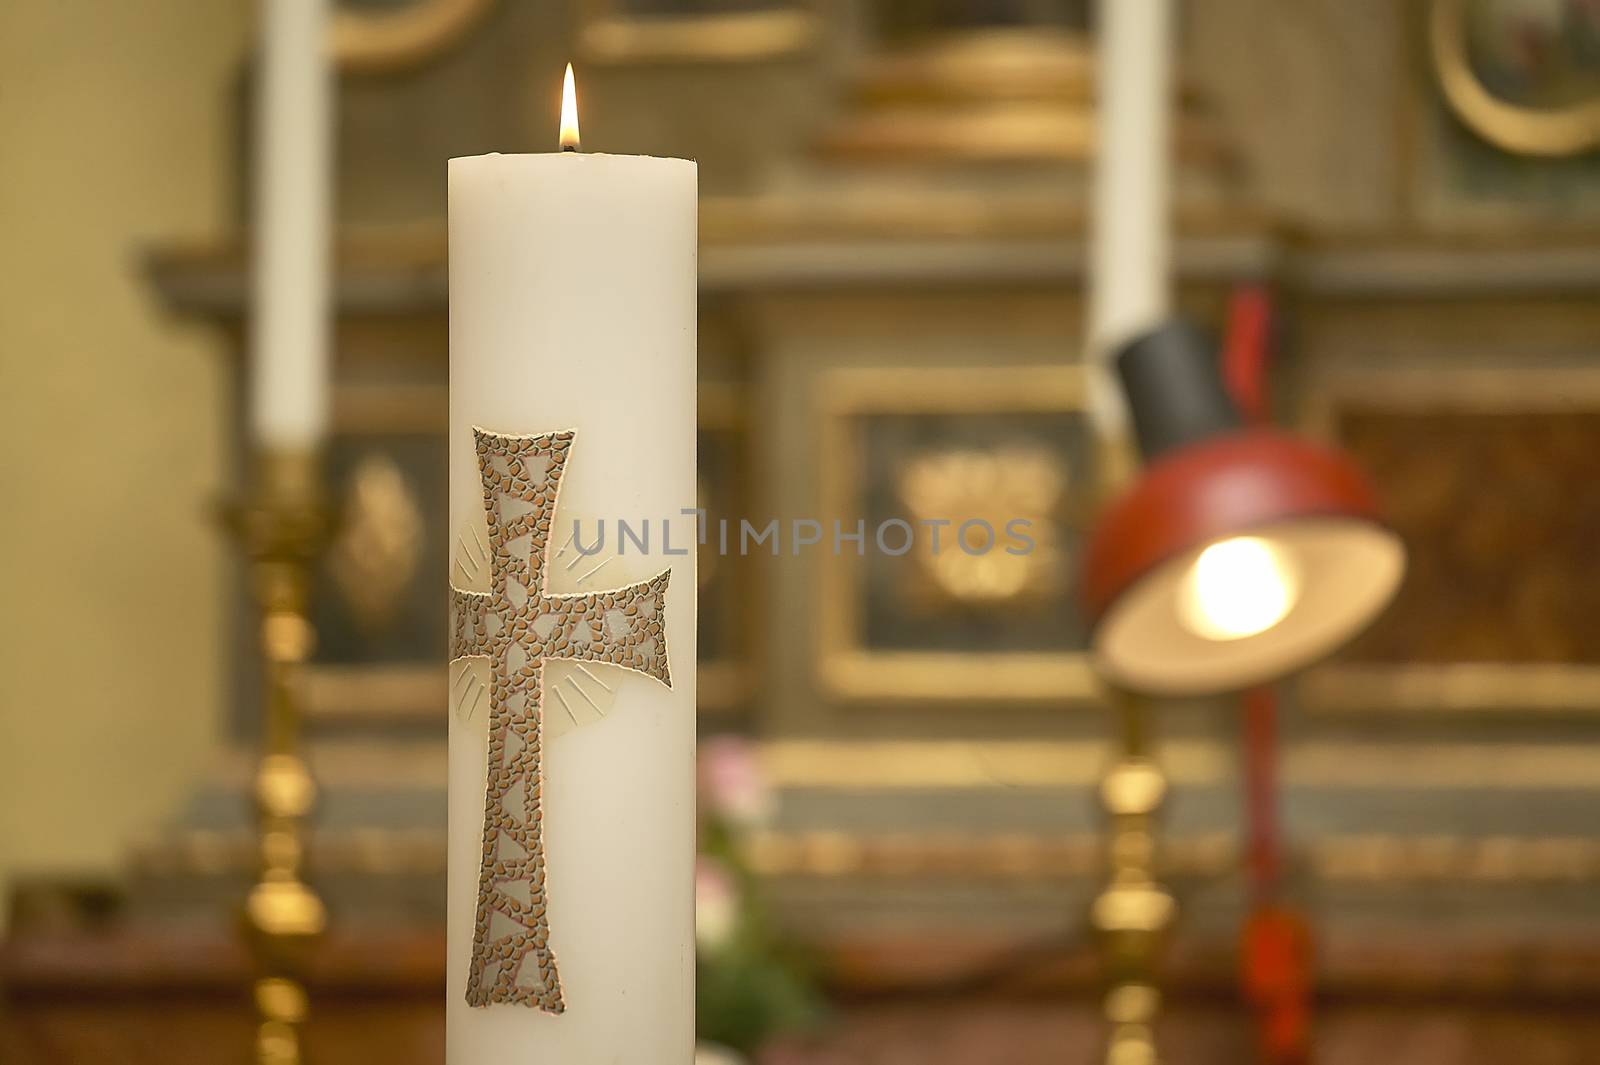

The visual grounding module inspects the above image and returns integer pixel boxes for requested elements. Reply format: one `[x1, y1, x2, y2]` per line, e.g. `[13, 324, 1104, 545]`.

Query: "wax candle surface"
[250, 0, 333, 447]
[447, 151, 697, 1063]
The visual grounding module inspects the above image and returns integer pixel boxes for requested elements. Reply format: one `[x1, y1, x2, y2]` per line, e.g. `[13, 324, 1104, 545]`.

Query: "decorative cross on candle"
[449, 427, 672, 1013]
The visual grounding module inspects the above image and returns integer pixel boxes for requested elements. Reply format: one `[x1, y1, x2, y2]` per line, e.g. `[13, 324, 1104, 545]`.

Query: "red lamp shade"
[1081, 324, 1405, 696]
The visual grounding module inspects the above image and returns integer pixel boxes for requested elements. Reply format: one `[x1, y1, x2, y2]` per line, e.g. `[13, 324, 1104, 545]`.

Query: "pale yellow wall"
[0, 1, 251, 925]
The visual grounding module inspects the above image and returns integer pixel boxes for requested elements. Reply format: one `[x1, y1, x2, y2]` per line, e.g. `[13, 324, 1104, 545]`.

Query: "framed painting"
[1409, 0, 1600, 225]
[814, 365, 1103, 704]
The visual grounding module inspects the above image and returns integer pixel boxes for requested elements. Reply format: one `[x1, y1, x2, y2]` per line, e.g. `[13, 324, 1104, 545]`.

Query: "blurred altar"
[5, 1, 1600, 1063]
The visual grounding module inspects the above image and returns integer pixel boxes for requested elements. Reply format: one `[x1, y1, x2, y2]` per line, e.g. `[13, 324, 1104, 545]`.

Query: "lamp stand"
[1092, 689, 1175, 1065]
[1241, 686, 1313, 1065]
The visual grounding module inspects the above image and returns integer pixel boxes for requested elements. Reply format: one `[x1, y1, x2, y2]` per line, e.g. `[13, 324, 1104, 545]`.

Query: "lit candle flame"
[560, 63, 580, 151]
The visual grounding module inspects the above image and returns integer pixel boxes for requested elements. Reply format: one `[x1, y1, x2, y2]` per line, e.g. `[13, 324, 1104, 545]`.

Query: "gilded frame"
[303, 383, 448, 726]
[1430, 0, 1600, 158]
[698, 381, 757, 714]
[815, 365, 1101, 705]
[1301, 365, 1600, 714]
[577, 0, 817, 64]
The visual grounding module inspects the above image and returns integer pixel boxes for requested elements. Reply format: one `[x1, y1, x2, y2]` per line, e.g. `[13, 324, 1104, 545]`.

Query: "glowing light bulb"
[1178, 535, 1299, 641]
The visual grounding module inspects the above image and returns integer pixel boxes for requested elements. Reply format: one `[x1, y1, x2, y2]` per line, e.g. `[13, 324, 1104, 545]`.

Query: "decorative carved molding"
[744, 828, 1600, 886]
[331, 0, 496, 75]
[578, 0, 816, 64]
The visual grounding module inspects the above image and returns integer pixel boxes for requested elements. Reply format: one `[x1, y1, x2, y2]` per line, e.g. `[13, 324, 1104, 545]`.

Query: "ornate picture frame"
[1429, 0, 1600, 159]
[814, 365, 1102, 705]
[304, 382, 448, 727]
[1406, 0, 1600, 226]
[1300, 365, 1600, 714]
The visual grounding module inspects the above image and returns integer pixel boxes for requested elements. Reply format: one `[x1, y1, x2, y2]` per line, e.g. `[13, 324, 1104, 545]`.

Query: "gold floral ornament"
[898, 444, 1069, 606]
[329, 453, 423, 635]
[450, 428, 673, 1013]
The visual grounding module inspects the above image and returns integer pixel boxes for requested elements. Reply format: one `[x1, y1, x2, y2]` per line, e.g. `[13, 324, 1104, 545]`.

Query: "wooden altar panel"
[1302, 366, 1600, 712]
[1340, 408, 1600, 666]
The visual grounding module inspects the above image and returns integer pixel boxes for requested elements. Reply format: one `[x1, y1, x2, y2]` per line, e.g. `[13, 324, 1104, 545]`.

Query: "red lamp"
[1082, 322, 1405, 697]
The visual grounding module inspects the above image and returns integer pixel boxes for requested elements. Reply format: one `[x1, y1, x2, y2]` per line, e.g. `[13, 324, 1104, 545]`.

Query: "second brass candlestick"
[227, 449, 330, 1065]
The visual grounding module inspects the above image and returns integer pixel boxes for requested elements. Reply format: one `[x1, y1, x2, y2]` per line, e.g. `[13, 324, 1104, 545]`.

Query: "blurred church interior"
[5, 0, 1600, 1062]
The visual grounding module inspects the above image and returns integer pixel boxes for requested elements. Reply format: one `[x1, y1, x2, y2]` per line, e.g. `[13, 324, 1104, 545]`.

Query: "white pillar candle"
[1088, 0, 1173, 432]
[250, 0, 333, 448]
[446, 128, 697, 1062]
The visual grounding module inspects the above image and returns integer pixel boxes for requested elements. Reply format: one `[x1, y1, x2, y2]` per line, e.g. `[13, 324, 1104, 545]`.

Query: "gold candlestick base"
[1092, 692, 1175, 1065]
[225, 449, 331, 1065]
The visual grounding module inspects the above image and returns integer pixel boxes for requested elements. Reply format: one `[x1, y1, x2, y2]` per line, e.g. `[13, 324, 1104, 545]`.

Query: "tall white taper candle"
[447, 144, 698, 1062]
[250, 0, 333, 447]
[1088, 0, 1173, 433]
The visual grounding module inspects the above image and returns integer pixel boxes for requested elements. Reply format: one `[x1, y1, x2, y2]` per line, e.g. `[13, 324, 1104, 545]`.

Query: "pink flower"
[698, 735, 776, 827]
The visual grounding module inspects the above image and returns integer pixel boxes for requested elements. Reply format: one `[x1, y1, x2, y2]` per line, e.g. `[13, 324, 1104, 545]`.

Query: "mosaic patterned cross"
[449, 427, 672, 1013]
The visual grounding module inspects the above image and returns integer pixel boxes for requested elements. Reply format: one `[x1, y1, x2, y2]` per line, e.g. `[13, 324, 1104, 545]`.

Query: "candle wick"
[562, 145, 577, 153]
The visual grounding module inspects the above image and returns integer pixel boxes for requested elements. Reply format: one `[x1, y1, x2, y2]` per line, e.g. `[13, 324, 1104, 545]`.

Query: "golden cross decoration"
[449, 427, 672, 1013]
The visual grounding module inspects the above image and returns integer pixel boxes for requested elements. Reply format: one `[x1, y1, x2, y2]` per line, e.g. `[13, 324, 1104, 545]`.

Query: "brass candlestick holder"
[1091, 689, 1175, 1065]
[226, 449, 330, 1065]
